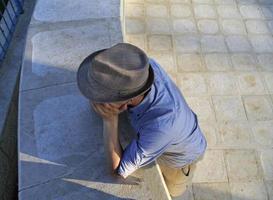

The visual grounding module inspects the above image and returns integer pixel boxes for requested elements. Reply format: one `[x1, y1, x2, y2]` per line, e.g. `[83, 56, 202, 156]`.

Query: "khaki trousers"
[158, 155, 204, 197]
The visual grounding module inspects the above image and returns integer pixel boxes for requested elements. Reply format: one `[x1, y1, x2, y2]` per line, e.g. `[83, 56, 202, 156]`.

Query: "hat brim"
[77, 49, 154, 103]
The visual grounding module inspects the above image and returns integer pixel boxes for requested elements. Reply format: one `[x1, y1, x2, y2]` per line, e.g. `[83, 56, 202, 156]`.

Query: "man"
[77, 43, 207, 197]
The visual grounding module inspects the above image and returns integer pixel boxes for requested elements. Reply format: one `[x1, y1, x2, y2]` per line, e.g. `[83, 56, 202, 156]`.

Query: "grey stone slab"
[172, 19, 197, 34]
[197, 20, 219, 34]
[19, 83, 99, 189]
[225, 150, 262, 182]
[126, 18, 145, 34]
[252, 121, 273, 146]
[194, 5, 217, 18]
[230, 181, 268, 200]
[146, 18, 171, 34]
[231, 53, 258, 71]
[239, 5, 264, 19]
[257, 54, 273, 71]
[19, 155, 170, 200]
[192, 150, 228, 183]
[174, 35, 200, 53]
[226, 36, 252, 52]
[201, 35, 228, 53]
[250, 36, 273, 53]
[243, 95, 273, 121]
[18, 82, 170, 199]
[193, 183, 231, 200]
[20, 22, 112, 91]
[212, 96, 247, 121]
[217, 5, 241, 18]
[33, 0, 120, 22]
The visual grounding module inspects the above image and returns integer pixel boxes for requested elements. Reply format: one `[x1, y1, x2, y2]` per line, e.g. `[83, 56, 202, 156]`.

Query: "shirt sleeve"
[117, 125, 174, 178]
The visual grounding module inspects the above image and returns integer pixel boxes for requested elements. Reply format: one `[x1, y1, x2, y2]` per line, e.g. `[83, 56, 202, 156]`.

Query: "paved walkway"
[124, 0, 273, 199]
[18, 0, 170, 199]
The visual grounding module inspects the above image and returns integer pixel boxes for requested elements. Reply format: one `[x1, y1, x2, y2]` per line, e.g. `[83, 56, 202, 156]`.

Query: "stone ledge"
[18, 0, 170, 199]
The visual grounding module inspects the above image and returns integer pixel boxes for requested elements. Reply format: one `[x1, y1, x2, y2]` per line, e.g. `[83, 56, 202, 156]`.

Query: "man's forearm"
[102, 116, 123, 175]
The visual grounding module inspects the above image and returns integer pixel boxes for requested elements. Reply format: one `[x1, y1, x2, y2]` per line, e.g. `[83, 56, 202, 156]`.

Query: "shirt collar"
[128, 83, 155, 117]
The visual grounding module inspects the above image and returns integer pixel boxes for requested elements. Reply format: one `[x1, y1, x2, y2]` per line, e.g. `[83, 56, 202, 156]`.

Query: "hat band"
[87, 70, 149, 97]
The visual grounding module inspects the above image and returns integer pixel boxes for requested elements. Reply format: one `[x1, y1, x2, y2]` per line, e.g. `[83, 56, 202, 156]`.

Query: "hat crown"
[90, 43, 149, 91]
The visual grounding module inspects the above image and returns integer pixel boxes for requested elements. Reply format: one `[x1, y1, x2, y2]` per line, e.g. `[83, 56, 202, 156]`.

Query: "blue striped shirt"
[117, 58, 207, 178]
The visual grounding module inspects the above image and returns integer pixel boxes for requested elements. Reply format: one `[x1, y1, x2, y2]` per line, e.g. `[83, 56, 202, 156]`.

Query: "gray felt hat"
[77, 43, 154, 103]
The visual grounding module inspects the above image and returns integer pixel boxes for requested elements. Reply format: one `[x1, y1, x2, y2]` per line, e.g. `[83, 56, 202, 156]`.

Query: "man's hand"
[91, 102, 127, 120]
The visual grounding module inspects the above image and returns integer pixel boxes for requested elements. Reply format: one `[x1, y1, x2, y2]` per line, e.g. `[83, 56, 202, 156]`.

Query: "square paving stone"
[174, 35, 200, 53]
[197, 19, 219, 34]
[193, 183, 231, 200]
[226, 36, 252, 52]
[245, 20, 270, 34]
[170, 4, 192, 18]
[257, 54, 273, 71]
[146, 4, 168, 18]
[33, 0, 120, 22]
[206, 73, 238, 95]
[199, 122, 219, 148]
[238, 72, 266, 95]
[20, 23, 111, 91]
[243, 95, 273, 121]
[217, 5, 241, 18]
[192, 150, 228, 183]
[261, 5, 273, 19]
[230, 181, 268, 200]
[172, 19, 197, 34]
[231, 53, 258, 71]
[260, 149, 273, 180]
[225, 150, 262, 181]
[212, 96, 247, 121]
[126, 18, 145, 34]
[186, 97, 215, 121]
[149, 52, 176, 73]
[204, 53, 233, 71]
[148, 35, 172, 51]
[250, 35, 273, 53]
[263, 72, 273, 93]
[186, 97, 216, 122]
[177, 73, 208, 96]
[222, 19, 246, 34]
[177, 53, 205, 72]
[239, 5, 264, 19]
[201, 35, 228, 53]
[125, 4, 145, 18]
[252, 121, 273, 146]
[218, 122, 252, 146]
[146, 18, 171, 34]
[194, 5, 217, 18]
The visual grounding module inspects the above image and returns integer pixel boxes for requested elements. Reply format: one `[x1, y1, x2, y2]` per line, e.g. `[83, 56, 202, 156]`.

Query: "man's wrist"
[103, 115, 118, 124]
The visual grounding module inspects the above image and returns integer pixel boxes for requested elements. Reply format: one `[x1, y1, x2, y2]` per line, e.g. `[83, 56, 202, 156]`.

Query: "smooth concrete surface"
[33, 0, 120, 22]
[18, 0, 170, 199]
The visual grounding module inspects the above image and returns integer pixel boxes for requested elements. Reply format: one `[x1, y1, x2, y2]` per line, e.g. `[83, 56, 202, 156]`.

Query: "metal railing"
[0, 0, 23, 61]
